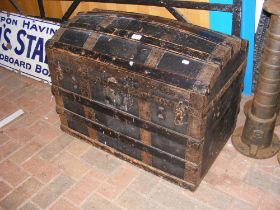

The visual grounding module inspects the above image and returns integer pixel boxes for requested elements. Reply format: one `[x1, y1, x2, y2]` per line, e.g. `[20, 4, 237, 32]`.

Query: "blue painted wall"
[210, 0, 233, 35]
[210, 0, 256, 95]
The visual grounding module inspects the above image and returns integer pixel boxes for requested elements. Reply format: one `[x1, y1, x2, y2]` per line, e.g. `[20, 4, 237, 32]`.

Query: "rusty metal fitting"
[242, 108, 277, 147]
[244, 99, 280, 126]
[233, 108, 280, 158]
[232, 0, 280, 159]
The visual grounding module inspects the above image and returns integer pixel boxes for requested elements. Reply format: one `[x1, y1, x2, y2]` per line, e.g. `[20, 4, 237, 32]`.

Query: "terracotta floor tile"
[34, 90, 53, 105]
[39, 134, 73, 160]
[206, 170, 264, 207]
[4, 113, 39, 130]
[0, 141, 21, 161]
[82, 193, 123, 210]
[29, 120, 61, 141]
[273, 166, 280, 178]
[251, 157, 280, 178]
[66, 139, 91, 157]
[43, 109, 60, 125]
[97, 181, 124, 201]
[107, 165, 139, 188]
[9, 141, 42, 164]
[13, 88, 36, 103]
[0, 86, 13, 100]
[4, 127, 35, 145]
[0, 111, 6, 120]
[0, 160, 29, 187]
[129, 172, 160, 195]
[22, 156, 60, 184]
[14, 95, 43, 113]
[1, 67, 280, 210]
[245, 166, 280, 197]
[30, 134, 54, 148]
[0, 181, 12, 200]
[49, 198, 79, 210]
[116, 188, 167, 210]
[64, 170, 101, 205]
[81, 148, 122, 174]
[3, 86, 32, 103]
[2, 76, 29, 92]
[227, 154, 251, 180]
[184, 182, 233, 210]
[258, 193, 280, 210]
[32, 174, 74, 209]
[52, 151, 89, 180]
[19, 202, 40, 210]
[228, 199, 254, 210]
[151, 183, 210, 210]
[83, 168, 107, 182]
[0, 70, 12, 83]
[18, 74, 36, 84]
[0, 177, 42, 210]
[31, 102, 55, 118]
[0, 99, 19, 116]
[209, 150, 251, 181]
[0, 133, 11, 146]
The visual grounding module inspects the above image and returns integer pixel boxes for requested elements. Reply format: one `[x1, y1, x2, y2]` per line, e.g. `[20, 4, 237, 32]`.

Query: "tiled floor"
[0, 67, 279, 210]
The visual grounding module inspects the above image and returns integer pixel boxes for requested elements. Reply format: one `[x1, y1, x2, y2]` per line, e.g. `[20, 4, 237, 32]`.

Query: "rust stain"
[139, 100, 152, 165]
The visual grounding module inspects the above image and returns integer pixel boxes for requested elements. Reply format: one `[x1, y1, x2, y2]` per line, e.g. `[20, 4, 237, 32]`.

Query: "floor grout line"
[27, 171, 64, 210]
[1, 68, 280, 210]
[15, 176, 45, 210]
[16, 132, 64, 167]
[0, 138, 34, 165]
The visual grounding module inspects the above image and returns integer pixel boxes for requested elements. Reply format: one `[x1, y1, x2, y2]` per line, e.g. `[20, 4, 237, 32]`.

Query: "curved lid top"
[50, 9, 244, 95]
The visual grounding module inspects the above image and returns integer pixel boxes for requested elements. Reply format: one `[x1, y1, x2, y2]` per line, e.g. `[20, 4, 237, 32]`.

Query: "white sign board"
[0, 11, 60, 83]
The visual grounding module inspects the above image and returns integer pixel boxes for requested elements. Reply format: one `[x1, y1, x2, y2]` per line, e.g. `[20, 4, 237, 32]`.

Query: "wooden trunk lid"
[47, 9, 245, 99]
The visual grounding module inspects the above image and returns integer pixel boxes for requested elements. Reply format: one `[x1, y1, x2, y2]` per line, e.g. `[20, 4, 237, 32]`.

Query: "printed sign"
[0, 11, 60, 83]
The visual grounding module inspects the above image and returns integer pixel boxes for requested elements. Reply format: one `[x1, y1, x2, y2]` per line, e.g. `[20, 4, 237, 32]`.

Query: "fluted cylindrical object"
[232, 0, 280, 159]
[251, 15, 280, 119]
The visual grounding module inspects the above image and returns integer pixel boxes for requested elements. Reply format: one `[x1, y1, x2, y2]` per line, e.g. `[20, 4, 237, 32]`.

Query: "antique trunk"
[46, 9, 247, 191]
